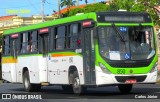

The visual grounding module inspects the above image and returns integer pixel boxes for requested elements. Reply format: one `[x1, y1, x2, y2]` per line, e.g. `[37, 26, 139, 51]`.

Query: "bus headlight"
[150, 62, 158, 73]
[99, 62, 111, 74]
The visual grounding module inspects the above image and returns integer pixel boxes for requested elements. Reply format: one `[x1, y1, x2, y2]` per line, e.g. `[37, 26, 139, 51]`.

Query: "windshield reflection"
[98, 26, 155, 60]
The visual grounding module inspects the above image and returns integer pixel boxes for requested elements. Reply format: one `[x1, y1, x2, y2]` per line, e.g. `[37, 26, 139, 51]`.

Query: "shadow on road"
[7, 84, 160, 99]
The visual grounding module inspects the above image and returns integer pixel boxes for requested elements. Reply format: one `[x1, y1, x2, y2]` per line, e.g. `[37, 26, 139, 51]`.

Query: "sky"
[0, 0, 105, 17]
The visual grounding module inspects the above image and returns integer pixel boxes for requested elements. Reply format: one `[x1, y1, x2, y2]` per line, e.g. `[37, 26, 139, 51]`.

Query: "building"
[0, 15, 58, 35]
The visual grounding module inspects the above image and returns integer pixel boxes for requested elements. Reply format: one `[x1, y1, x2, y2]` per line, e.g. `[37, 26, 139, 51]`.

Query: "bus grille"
[115, 75, 147, 82]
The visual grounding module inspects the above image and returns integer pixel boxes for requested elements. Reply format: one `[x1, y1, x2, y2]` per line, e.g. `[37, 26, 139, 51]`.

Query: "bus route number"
[117, 69, 125, 74]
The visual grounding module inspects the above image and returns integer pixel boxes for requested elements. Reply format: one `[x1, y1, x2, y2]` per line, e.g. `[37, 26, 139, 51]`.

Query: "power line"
[44, 1, 56, 12]
[41, 0, 44, 22]
[27, 0, 41, 15]
[45, 0, 58, 6]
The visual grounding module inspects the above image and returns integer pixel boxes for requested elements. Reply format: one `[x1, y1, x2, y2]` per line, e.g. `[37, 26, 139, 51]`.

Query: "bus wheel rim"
[24, 77, 29, 89]
[73, 77, 80, 89]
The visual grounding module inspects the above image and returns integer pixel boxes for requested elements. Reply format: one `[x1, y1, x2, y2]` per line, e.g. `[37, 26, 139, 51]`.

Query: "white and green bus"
[2, 11, 158, 94]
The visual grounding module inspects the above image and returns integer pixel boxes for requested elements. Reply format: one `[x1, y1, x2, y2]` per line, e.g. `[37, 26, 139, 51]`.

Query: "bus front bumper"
[95, 66, 158, 85]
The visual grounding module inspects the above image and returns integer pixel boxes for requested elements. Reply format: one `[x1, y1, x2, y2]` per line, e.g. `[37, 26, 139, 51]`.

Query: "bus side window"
[3, 36, 10, 55]
[54, 27, 57, 50]
[56, 26, 66, 50]
[27, 32, 32, 53]
[31, 31, 38, 52]
[69, 23, 81, 49]
[20, 32, 28, 54]
[50, 28, 54, 51]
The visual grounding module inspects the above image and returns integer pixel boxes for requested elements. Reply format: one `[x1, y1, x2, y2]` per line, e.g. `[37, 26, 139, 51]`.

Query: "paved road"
[0, 83, 160, 102]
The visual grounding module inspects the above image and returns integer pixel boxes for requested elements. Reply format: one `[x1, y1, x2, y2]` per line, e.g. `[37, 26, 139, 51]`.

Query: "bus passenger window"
[69, 23, 81, 49]
[21, 32, 28, 54]
[27, 32, 32, 53]
[3, 36, 10, 55]
[54, 30, 57, 50]
[31, 31, 38, 52]
[56, 26, 66, 50]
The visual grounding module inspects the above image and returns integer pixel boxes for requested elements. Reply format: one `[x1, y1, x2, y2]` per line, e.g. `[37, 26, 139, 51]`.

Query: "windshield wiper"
[111, 23, 125, 42]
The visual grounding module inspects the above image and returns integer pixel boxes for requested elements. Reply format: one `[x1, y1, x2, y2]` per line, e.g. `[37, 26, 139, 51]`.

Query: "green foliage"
[62, 0, 159, 26]
[65, 7, 84, 17]
[60, 0, 82, 8]
[84, 3, 107, 13]
[114, 0, 135, 11]
[157, 20, 160, 27]
[130, 3, 146, 12]
[63, 3, 108, 17]
[107, 2, 118, 11]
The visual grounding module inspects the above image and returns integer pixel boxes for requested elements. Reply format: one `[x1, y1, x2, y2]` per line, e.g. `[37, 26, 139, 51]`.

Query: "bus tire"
[118, 84, 133, 94]
[72, 71, 85, 95]
[23, 71, 41, 92]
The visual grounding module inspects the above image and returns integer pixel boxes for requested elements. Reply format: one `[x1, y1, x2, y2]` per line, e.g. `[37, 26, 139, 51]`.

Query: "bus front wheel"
[23, 71, 41, 92]
[72, 71, 86, 95]
[118, 84, 133, 94]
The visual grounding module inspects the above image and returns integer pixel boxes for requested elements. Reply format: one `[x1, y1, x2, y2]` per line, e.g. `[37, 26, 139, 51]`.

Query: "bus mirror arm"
[93, 28, 97, 38]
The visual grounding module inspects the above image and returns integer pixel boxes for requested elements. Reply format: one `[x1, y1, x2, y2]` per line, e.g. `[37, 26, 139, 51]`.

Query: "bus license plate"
[125, 79, 137, 84]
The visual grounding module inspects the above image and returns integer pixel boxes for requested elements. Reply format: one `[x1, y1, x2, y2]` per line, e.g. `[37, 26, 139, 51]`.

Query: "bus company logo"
[2, 94, 11, 99]
[130, 69, 133, 74]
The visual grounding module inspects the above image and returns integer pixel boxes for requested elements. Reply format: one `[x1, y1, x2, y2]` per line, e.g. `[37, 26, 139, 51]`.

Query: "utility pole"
[41, 0, 44, 22]
[76, 0, 79, 6]
[58, 0, 61, 18]
[94, 0, 96, 3]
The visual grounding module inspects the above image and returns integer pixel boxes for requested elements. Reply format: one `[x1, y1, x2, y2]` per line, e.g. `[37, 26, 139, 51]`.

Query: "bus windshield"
[98, 26, 155, 60]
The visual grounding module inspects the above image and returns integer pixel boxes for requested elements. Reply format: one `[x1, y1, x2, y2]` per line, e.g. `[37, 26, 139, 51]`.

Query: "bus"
[2, 11, 158, 94]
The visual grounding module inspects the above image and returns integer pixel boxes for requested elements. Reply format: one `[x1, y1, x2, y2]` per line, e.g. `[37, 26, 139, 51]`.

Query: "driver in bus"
[129, 30, 139, 53]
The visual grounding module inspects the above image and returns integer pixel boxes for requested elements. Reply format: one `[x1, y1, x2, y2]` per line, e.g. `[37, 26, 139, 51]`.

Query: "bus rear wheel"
[72, 71, 86, 95]
[23, 71, 41, 92]
[118, 84, 133, 94]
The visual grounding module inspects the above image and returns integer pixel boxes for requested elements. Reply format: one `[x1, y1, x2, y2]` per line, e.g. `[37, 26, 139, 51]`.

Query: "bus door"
[10, 34, 19, 83]
[39, 33, 49, 82]
[83, 28, 96, 85]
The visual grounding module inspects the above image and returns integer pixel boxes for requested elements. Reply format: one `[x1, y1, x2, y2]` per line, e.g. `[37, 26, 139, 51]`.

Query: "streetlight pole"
[58, 0, 61, 18]
[41, 0, 44, 22]
[76, 0, 79, 6]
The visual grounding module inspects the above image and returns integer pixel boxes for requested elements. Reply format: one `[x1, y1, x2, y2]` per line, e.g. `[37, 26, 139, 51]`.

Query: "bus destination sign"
[96, 12, 152, 23]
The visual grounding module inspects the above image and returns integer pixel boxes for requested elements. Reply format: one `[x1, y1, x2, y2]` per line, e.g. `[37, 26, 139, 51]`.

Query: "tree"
[130, 0, 159, 25]
[60, 0, 76, 8]
[85, 0, 88, 4]
[111, 0, 159, 26]
[130, 3, 146, 12]
[62, 0, 159, 27]
[114, 0, 135, 11]
[60, 0, 82, 8]
[63, 2, 108, 17]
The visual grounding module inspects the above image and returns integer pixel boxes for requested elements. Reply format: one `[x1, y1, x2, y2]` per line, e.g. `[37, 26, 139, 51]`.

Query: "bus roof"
[4, 11, 152, 35]
[4, 12, 96, 35]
